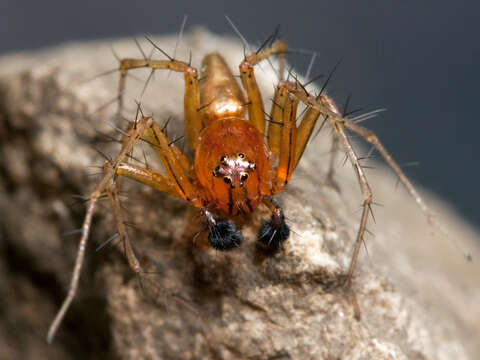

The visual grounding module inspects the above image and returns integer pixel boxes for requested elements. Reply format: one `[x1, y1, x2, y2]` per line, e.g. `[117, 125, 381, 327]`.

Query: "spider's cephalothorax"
[193, 53, 292, 250]
[195, 118, 268, 217]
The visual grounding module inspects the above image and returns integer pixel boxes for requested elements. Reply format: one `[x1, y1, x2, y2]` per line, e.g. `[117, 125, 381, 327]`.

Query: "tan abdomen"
[199, 53, 246, 124]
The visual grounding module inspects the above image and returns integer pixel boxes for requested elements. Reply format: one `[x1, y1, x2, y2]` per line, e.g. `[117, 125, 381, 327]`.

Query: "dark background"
[0, 0, 478, 227]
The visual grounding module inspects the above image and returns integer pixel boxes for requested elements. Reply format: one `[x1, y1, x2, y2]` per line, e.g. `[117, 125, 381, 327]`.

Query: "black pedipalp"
[208, 219, 243, 250]
[257, 216, 290, 250]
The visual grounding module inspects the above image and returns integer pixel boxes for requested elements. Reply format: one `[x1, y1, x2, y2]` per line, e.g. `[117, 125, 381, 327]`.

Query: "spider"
[47, 34, 437, 344]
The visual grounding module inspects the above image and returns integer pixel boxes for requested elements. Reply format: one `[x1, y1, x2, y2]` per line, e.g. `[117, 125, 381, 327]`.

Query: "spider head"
[212, 153, 256, 189]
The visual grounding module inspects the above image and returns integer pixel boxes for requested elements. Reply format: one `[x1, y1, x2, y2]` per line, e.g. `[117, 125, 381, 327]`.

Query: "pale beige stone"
[0, 28, 478, 359]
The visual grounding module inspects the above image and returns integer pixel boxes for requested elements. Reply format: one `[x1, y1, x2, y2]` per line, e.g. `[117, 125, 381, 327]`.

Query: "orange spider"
[115, 40, 296, 251]
[47, 36, 436, 343]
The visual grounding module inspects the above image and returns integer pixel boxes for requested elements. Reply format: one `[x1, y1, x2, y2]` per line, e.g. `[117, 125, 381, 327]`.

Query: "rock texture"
[0, 29, 479, 360]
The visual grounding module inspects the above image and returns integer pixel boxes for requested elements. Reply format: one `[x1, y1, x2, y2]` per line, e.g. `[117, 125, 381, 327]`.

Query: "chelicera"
[47, 34, 438, 343]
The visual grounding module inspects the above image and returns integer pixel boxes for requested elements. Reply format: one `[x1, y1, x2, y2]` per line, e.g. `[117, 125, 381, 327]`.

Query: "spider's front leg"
[236, 41, 295, 250]
[112, 118, 244, 253]
[262, 74, 339, 250]
[257, 90, 299, 250]
[239, 40, 287, 135]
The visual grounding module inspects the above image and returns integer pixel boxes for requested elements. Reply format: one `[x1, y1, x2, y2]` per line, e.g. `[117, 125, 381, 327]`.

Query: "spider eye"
[212, 166, 221, 177]
[223, 176, 232, 184]
[238, 153, 245, 158]
[220, 155, 227, 164]
[240, 173, 249, 182]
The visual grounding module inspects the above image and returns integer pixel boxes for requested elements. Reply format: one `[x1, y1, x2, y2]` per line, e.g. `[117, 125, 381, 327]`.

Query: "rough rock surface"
[0, 29, 479, 360]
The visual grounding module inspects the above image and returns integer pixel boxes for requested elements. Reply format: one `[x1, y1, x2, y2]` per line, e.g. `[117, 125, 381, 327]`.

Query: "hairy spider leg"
[283, 81, 439, 318]
[289, 79, 341, 191]
[114, 118, 199, 204]
[47, 116, 153, 343]
[267, 84, 287, 154]
[269, 80, 339, 193]
[269, 80, 336, 179]
[239, 40, 288, 135]
[140, 120, 199, 203]
[264, 79, 344, 249]
[107, 179, 222, 360]
[237, 42, 346, 250]
[105, 182, 143, 274]
[237, 41, 331, 250]
[117, 54, 202, 149]
[47, 115, 202, 343]
[272, 93, 298, 194]
[116, 162, 181, 197]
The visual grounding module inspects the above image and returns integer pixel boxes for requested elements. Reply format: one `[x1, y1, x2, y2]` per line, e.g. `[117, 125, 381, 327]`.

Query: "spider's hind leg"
[116, 45, 202, 149]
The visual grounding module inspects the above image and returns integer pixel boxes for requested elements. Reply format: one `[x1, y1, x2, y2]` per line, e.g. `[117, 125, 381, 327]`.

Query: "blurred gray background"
[0, 0, 478, 227]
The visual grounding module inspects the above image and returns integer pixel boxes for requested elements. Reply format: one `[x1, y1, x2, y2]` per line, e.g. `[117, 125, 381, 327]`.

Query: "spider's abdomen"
[194, 118, 270, 216]
[199, 53, 246, 124]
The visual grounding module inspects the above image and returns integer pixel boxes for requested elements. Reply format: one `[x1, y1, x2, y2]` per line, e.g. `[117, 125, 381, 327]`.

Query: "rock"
[0, 28, 478, 360]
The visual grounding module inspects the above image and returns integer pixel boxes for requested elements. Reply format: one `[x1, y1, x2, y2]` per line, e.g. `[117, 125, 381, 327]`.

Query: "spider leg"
[269, 81, 329, 172]
[105, 181, 143, 275]
[285, 81, 435, 226]
[141, 119, 199, 204]
[285, 84, 374, 318]
[106, 176, 222, 360]
[272, 80, 342, 193]
[284, 81, 443, 318]
[292, 85, 327, 168]
[117, 53, 202, 149]
[272, 93, 298, 194]
[47, 116, 154, 343]
[116, 162, 180, 197]
[331, 119, 373, 291]
[131, 117, 245, 251]
[269, 81, 328, 193]
[341, 119, 430, 218]
[267, 83, 288, 154]
[326, 135, 342, 193]
[47, 114, 203, 342]
[239, 41, 288, 135]
[114, 115, 197, 203]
